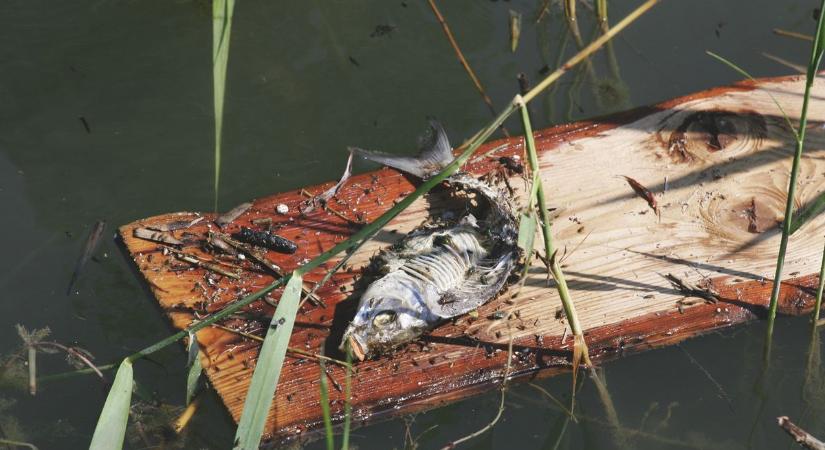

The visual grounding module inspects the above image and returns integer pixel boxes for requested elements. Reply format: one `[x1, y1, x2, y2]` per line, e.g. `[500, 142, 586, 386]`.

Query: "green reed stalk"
[766, 0, 825, 338]
[517, 98, 587, 351]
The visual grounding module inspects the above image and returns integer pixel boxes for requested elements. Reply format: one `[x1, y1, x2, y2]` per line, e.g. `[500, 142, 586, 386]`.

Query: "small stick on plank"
[622, 175, 660, 220]
[215, 202, 252, 228]
[777, 416, 825, 450]
[210, 323, 350, 368]
[299, 189, 361, 225]
[212, 232, 326, 307]
[161, 245, 241, 279]
[664, 273, 720, 304]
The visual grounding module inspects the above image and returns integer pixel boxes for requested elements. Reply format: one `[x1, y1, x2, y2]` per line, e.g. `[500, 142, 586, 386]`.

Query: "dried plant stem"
[777, 416, 825, 450]
[427, 0, 508, 136]
[773, 28, 813, 42]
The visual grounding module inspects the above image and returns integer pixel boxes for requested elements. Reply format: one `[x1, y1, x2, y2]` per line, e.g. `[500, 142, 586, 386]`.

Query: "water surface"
[0, 1, 822, 448]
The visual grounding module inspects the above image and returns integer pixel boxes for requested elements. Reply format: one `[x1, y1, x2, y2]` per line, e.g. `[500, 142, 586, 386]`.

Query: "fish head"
[341, 274, 433, 361]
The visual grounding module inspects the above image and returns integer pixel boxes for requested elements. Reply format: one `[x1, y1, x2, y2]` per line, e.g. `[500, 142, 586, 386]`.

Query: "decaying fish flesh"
[340, 121, 520, 360]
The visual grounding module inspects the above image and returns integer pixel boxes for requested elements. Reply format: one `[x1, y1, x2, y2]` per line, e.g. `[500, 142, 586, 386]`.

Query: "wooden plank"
[119, 73, 825, 445]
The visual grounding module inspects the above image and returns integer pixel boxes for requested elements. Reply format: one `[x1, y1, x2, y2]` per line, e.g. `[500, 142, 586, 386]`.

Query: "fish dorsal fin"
[348, 120, 454, 179]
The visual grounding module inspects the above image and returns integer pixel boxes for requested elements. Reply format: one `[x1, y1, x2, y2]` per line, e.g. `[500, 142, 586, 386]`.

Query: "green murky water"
[0, 0, 822, 448]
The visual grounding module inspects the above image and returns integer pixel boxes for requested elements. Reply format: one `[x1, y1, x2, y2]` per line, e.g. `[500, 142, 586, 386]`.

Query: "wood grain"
[119, 74, 825, 445]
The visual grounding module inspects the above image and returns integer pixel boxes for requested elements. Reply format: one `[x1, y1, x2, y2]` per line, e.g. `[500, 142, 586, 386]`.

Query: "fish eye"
[372, 310, 397, 327]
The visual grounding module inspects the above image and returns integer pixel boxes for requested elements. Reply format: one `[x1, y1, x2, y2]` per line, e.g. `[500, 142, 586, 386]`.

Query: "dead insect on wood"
[622, 176, 660, 218]
[67, 220, 106, 295]
[216, 202, 253, 228]
[232, 227, 297, 254]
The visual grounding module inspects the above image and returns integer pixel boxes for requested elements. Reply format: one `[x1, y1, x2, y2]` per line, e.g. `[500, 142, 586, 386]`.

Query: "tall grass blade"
[765, 0, 825, 338]
[233, 273, 303, 450]
[89, 358, 133, 450]
[705, 51, 798, 137]
[212, 0, 235, 211]
[318, 357, 335, 450]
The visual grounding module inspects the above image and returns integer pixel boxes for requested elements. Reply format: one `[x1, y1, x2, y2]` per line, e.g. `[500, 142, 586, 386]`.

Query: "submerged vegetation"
[3, 0, 825, 449]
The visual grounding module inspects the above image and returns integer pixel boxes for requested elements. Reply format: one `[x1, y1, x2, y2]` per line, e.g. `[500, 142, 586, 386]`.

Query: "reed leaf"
[212, 0, 235, 211]
[790, 192, 825, 234]
[185, 333, 203, 406]
[89, 359, 133, 450]
[318, 358, 335, 450]
[233, 273, 303, 450]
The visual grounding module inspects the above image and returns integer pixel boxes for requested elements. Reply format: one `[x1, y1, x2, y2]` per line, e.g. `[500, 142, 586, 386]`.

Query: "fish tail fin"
[348, 120, 454, 179]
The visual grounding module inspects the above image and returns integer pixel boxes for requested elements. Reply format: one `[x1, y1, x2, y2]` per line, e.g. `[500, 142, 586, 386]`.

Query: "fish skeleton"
[341, 121, 520, 360]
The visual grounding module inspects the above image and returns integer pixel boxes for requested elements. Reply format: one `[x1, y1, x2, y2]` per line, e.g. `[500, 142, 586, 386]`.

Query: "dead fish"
[67, 220, 106, 295]
[232, 227, 297, 254]
[340, 121, 520, 360]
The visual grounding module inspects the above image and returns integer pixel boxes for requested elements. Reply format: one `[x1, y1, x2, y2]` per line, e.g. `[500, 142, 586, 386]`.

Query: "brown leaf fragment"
[215, 202, 252, 228]
[134, 227, 183, 245]
[148, 216, 204, 232]
[622, 176, 659, 217]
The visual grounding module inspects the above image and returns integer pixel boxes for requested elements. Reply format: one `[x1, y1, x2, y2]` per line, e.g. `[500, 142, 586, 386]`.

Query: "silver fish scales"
[340, 121, 520, 360]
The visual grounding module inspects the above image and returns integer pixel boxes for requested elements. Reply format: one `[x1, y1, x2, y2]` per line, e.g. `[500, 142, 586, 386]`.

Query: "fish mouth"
[348, 335, 366, 361]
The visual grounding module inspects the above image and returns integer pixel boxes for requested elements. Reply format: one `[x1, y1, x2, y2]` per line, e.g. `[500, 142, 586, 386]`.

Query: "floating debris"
[276, 203, 289, 215]
[134, 227, 183, 246]
[67, 220, 106, 295]
[370, 24, 397, 38]
[509, 10, 522, 52]
[215, 202, 252, 228]
[232, 227, 297, 254]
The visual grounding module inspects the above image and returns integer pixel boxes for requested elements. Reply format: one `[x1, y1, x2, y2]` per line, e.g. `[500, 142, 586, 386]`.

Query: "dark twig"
[427, 0, 509, 137]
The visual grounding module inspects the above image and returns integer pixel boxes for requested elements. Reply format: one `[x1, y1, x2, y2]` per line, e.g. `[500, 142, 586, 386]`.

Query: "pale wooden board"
[119, 74, 825, 442]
